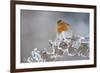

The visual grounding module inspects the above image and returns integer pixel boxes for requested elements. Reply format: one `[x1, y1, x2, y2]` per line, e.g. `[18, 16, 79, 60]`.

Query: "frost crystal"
[25, 31, 89, 62]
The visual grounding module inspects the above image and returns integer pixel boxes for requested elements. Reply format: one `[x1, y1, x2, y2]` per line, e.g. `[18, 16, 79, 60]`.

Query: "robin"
[57, 20, 70, 34]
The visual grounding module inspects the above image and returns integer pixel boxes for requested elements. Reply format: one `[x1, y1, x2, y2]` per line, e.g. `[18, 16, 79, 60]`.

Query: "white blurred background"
[0, 0, 100, 73]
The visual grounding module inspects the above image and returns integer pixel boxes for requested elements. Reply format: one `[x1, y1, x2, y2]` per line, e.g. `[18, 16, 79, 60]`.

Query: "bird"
[57, 20, 70, 34]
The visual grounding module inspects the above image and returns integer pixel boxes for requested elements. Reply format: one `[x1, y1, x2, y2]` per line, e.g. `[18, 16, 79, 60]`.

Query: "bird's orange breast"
[57, 22, 69, 33]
